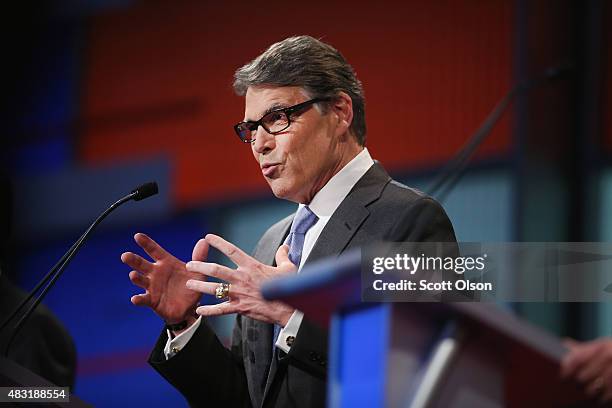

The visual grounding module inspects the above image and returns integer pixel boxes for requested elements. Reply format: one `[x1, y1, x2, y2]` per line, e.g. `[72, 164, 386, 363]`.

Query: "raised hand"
[184, 234, 297, 326]
[121, 233, 209, 325]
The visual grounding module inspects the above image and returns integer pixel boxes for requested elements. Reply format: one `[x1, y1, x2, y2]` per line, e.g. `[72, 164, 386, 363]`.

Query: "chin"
[268, 181, 300, 203]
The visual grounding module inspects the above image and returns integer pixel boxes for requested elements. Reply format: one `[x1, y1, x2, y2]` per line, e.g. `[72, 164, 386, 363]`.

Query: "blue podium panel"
[329, 304, 390, 408]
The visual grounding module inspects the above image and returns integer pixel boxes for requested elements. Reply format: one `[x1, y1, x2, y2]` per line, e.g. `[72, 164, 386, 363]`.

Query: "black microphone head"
[131, 182, 158, 201]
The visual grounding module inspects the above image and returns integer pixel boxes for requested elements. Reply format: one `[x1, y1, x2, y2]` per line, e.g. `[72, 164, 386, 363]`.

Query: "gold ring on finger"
[215, 283, 230, 299]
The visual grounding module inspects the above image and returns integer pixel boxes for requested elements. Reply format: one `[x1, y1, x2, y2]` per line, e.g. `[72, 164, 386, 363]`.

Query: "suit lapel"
[304, 162, 390, 266]
[250, 216, 292, 407]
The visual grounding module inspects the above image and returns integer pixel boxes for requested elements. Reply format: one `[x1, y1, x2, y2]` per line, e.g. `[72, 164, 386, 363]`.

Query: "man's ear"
[331, 92, 353, 138]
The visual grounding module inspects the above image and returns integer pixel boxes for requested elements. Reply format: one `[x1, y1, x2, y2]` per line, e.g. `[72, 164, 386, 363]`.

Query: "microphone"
[132, 182, 159, 201]
[1, 182, 159, 356]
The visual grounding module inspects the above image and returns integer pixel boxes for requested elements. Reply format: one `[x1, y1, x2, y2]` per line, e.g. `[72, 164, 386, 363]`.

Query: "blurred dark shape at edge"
[0, 173, 77, 388]
[0, 275, 77, 388]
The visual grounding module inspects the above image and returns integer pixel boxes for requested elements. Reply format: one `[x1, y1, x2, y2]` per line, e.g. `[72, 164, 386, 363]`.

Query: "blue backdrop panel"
[7, 138, 73, 176]
[11, 22, 81, 130]
[5, 20, 82, 175]
[597, 168, 612, 337]
[217, 199, 296, 255]
[12, 159, 171, 243]
[76, 366, 186, 407]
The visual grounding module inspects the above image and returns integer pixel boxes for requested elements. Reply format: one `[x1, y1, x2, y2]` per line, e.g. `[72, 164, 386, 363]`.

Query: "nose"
[251, 126, 276, 155]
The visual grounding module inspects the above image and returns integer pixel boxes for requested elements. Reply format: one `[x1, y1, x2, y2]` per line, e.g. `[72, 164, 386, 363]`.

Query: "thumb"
[192, 238, 210, 262]
[275, 244, 295, 271]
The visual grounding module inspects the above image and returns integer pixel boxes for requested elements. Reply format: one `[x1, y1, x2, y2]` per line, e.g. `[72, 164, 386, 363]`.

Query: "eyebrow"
[245, 102, 290, 122]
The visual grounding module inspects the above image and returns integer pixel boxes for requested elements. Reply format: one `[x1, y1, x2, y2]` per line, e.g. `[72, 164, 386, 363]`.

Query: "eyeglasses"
[234, 97, 330, 143]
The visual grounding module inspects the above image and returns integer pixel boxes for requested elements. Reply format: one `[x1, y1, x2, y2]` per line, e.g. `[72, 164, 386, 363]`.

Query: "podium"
[262, 249, 590, 407]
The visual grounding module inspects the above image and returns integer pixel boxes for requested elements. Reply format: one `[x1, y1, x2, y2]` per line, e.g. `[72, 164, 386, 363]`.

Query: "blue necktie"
[272, 206, 319, 352]
[284, 206, 319, 268]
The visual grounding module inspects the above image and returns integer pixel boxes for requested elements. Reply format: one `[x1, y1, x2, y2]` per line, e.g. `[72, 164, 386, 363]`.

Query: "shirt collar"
[302, 148, 375, 219]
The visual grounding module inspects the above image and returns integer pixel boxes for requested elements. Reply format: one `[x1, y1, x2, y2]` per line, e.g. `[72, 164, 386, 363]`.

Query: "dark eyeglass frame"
[234, 97, 331, 143]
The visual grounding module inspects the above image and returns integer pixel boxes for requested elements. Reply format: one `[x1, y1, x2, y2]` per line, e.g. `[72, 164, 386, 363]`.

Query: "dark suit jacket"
[149, 163, 456, 408]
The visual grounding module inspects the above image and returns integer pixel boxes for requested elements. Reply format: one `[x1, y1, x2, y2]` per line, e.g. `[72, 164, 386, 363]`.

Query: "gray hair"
[233, 35, 366, 146]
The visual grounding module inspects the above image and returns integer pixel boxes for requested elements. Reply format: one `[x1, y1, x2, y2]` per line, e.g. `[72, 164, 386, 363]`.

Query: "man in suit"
[122, 35, 456, 407]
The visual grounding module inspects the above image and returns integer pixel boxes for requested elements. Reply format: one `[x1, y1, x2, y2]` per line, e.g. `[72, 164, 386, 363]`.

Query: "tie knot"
[291, 206, 318, 234]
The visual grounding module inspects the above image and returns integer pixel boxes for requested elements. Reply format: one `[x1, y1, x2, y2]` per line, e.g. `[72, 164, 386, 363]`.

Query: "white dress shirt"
[165, 148, 374, 358]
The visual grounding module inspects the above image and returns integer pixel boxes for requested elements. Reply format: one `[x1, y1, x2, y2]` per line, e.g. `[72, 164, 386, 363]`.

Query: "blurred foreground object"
[0, 273, 76, 387]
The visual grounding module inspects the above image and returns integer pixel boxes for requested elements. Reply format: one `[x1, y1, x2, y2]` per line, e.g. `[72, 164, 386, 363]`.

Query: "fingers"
[186, 261, 235, 282]
[185, 280, 218, 295]
[121, 252, 153, 274]
[129, 270, 149, 290]
[562, 355, 585, 380]
[134, 233, 170, 261]
[562, 341, 599, 378]
[561, 352, 579, 378]
[205, 234, 251, 266]
[600, 368, 612, 402]
[192, 238, 210, 262]
[562, 339, 612, 398]
[275, 244, 296, 272]
[130, 293, 151, 307]
[196, 302, 237, 317]
[585, 375, 606, 398]
[578, 352, 609, 385]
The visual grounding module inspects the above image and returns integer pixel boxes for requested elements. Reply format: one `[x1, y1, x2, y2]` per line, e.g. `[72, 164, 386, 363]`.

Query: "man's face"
[245, 86, 349, 204]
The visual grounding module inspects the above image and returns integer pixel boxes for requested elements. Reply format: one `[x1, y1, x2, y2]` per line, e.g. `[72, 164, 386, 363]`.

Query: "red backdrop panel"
[80, 0, 513, 207]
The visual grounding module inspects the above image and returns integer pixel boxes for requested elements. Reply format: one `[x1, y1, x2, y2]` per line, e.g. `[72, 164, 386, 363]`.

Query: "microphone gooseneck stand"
[1, 182, 159, 357]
